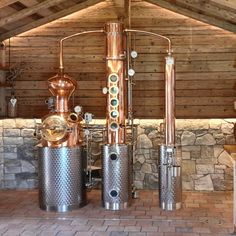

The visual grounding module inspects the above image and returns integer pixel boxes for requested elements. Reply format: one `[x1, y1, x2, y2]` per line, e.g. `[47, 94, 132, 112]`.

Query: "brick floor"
[0, 190, 233, 236]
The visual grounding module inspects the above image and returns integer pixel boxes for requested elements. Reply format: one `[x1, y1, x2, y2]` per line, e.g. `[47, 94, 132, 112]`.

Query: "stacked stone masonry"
[134, 119, 236, 191]
[0, 118, 235, 190]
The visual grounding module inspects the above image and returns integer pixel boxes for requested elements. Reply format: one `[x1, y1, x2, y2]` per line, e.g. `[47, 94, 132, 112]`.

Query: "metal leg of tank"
[38, 147, 87, 212]
[102, 144, 132, 210]
[159, 145, 182, 211]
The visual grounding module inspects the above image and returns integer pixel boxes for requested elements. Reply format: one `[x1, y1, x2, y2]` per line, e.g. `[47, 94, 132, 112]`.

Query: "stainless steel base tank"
[102, 144, 132, 210]
[38, 146, 86, 212]
[159, 145, 182, 211]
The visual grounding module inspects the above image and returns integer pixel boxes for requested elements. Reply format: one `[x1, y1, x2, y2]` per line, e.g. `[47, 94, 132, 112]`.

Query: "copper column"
[102, 23, 131, 210]
[105, 23, 126, 145]
[159, 54, 182, 211]
[165, 56, 175, 146]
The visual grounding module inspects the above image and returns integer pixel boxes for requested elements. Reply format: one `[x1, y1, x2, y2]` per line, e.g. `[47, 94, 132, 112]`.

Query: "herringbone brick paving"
[0, 190, 233, 235]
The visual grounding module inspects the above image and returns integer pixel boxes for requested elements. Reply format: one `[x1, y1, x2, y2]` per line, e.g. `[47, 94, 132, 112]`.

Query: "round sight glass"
[109, 86, 119, 95]
[110, 110, 119, 118]
[109, 74, 118, 83]
[110, 190, 118, 198]
[110, 153, 118, 161]
[110, 98, 118, 107]
[110, 122, 118, 130]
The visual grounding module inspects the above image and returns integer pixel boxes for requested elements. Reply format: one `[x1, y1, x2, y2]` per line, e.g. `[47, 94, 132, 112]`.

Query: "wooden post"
[0, 43, 6, 117]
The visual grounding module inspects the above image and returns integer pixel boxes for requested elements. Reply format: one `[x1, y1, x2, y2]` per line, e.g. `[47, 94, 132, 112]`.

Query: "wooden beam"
[0, 0, 104, 41]
[210, 0, 236, 12]
[0, 0, 67, 28]
[0, 0, 18, 9]
[145, 0, 236, 32]
[173, 0, 236, 24]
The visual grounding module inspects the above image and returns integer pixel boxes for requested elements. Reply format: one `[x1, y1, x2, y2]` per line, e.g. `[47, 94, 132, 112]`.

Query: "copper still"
[124, 29, 181, 211]
[102, 23, 132, 210]
[38, 30, 104, 212]
[160, 55, 182, 211]
[38, 69, 86, 212]
[36, 21, 181, 212]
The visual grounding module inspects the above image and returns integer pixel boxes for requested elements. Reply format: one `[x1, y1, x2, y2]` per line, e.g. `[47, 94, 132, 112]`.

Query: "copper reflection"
[124, 28, 175, 146]
[105, 22, 126, 144]
[42, 71, 81, 148]
[165, 56, 175, 146]
[48, 72, 77, 113]
[41, 30, 104, 148]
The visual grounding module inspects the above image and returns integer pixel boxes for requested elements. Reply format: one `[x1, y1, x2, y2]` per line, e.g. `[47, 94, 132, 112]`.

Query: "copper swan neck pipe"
[59, 29, 104, 72]
[124, 29, 172, 54]
[124, 28, 175, 146]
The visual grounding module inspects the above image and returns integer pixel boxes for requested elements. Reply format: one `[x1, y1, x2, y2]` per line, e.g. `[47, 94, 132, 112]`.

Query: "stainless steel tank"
[159, 145, 181, 210]
[38, 146, 86, 212]
[102, 144, 132, 210]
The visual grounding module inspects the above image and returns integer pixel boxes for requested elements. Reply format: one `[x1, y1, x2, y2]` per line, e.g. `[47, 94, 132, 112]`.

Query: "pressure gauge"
[131, 50, 138, 59]
[102, 87, 108, 94]
[74, 105, 82, 114]
[84, 129, 90, 136]
[128, 68, 135, 77]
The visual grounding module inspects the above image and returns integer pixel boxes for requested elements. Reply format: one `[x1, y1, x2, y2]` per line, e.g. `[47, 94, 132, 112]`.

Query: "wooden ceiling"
[0, 0, 235, 42]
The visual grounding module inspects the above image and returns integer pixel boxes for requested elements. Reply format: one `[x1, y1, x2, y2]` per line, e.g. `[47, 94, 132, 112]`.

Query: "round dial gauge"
[74, 105, 82, 114]
[41, 115, 68, 142]
[131, 50, 138, 59]
[128, 69, 135, 77]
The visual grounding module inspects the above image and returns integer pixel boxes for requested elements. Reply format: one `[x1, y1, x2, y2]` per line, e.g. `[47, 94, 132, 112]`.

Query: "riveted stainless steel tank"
[159, 145, 181, 211]
[38, 146, 86, 212]
[102, 144, 132, 210]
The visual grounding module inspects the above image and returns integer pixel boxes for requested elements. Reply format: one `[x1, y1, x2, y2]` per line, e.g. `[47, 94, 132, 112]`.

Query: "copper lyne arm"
[59, 29, 104, 72]
[124, 29, 172, 55]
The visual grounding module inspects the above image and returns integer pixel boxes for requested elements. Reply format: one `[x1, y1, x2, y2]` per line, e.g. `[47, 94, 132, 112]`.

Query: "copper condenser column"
[102, 22, 132, 210]
[38, 71, 86, 212]
[159, 55, 182, 211]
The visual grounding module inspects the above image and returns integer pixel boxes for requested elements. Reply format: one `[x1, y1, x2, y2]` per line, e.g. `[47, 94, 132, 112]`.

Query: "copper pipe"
[124, 29, 172, 54]
[124, 29, 174, 146]
[105, 22, 126, 144]
[165, 56, 175, 146]
[125, 0, 133, 125]
[59, 29, 104, 72]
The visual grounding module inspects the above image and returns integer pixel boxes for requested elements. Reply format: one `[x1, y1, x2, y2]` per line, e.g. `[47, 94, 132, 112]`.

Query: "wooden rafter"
[0, 0, 67, 28]
[173, 0, 236, 24]
[0, 0, 104, 41]
[145, 0, 236, 33]
[0, 0, 18, 9]
[210, 0, 236, 12]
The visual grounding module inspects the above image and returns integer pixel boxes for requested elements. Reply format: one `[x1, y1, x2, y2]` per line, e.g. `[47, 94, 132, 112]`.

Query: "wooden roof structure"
[0, 0, 235, 42]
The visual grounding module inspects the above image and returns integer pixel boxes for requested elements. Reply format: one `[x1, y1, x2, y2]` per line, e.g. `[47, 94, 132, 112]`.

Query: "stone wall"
[0, 119, 39, 189]
[134, 119, 236, 191]
[0, 118, 235, 190]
